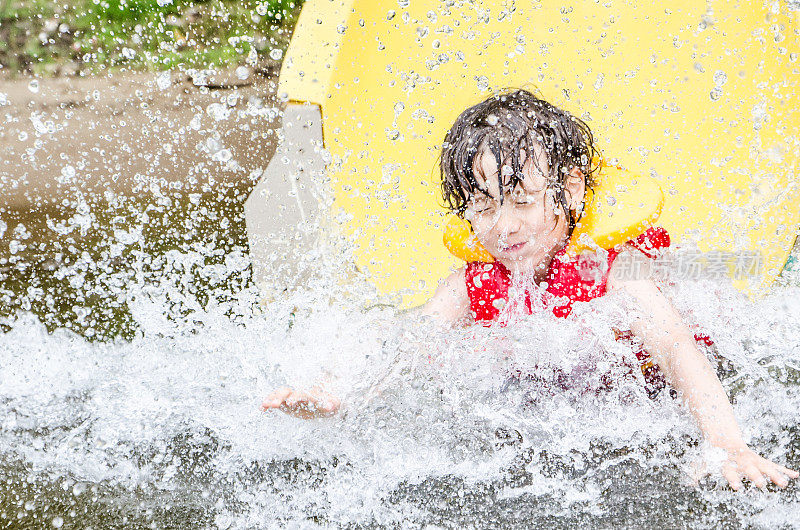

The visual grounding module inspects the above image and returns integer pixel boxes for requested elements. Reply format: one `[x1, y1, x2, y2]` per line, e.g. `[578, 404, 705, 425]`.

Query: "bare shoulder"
[417, 266, 470, 324]
[607, 243, 648, 292]
[606, 243, 668, 303]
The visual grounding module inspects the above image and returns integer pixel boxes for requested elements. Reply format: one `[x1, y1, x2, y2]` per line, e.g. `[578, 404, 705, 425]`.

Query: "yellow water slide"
[246, 0, 799, 306]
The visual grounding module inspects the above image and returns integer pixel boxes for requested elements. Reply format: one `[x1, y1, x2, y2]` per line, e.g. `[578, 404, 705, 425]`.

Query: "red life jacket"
[464, 226, 712, 397]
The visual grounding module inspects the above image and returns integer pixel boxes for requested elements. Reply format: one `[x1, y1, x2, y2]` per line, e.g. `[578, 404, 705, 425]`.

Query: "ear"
[565, 167, 586, 209]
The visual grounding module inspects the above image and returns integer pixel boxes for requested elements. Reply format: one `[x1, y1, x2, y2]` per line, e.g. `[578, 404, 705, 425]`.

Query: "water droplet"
[28, 80, 39, 93]
[398, 0, 410, 8]
[213, 149, 232, 163]
[17, 131, 28, 141]
[386, 129, 400, 141]
[475, 75, 490, 91]
[269, 48, 283, 61]
[52, 517, 64, 528]
[206, 103, 231, 121]
[235, 66, 250, 80]
[156, 71, 171, 91]
[393, 102, 405, 113]
[486, 114, 499, 126]
[492, 298, 507, 310]
[387, 10, 396, 20]
[336, 24, 347, 34]
[713, 70, 727, 87]
[206, 137, 224, 154]
[710, 87, 723, 101]
[607, 196, 617, 207]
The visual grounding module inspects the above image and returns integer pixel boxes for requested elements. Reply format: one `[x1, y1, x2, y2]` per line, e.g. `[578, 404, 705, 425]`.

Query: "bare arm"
[263, 268, 470, 418]
[607, 247, 797, 489]
[415, 266, 471, 325]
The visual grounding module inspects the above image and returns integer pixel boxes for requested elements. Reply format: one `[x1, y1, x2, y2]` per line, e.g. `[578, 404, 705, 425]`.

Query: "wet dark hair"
[439, 88, 599, 235]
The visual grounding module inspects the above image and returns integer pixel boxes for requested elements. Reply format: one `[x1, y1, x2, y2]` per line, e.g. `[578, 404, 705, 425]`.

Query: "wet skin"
[463, 146, 584, 280]
[263, 145, 799, 491]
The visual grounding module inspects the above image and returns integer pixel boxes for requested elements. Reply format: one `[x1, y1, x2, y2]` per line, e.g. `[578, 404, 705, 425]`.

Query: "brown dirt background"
[0, 68, 281, 260]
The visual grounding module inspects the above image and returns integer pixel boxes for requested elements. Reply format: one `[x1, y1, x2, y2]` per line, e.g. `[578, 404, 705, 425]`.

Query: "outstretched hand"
[261, 385, 341, 419]
[719, 445, 798, 491]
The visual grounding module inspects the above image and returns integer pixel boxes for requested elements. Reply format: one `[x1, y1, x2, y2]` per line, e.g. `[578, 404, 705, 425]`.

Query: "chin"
[502, 252, 542, 272]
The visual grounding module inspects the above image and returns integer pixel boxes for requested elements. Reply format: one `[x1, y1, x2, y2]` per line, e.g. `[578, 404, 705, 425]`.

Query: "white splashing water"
[1, 244, 799, 527]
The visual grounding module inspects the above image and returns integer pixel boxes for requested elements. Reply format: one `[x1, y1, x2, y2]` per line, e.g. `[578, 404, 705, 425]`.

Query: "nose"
[492, 202, 522, 236]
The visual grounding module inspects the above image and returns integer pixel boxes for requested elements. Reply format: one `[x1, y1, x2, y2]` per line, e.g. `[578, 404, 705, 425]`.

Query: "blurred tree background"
[0, 0, 302, 75]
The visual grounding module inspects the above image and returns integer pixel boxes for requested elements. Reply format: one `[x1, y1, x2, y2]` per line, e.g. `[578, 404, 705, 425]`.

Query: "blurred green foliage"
[0, 0, 301, 75]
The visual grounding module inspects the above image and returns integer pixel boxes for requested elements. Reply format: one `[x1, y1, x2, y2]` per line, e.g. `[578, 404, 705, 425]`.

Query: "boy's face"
[465, 145, 584, 275]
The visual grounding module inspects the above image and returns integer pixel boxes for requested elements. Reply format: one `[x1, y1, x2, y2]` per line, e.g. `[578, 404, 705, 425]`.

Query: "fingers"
[743, 464, 767, 490]
[757, 457, 798, 489]
[762, 462, 789, 489]
[776, 464, 799, 479]
[261, 386, 293, 411]
[720, 450, 797, 491]
[318, 396, 341, 414]
[298, 390, 340, 416]
[284, 390, 310, 409]
[721, 463, 743, 491]
[261, 386, 341, 418]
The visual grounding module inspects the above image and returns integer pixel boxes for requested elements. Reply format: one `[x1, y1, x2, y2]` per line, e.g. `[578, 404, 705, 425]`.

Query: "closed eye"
[513, 193, 542, 205]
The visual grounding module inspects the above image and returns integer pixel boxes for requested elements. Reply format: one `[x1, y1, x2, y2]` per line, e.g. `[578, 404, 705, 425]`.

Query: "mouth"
[499, 241, 527, 253]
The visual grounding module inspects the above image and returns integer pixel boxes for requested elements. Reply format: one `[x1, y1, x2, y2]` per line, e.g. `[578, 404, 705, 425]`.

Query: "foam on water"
[1, 247, 799, 527]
